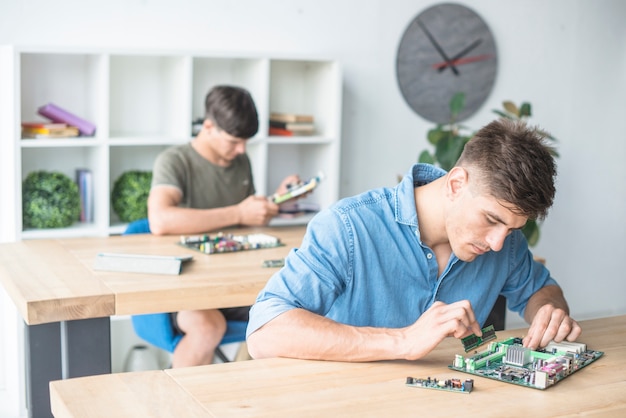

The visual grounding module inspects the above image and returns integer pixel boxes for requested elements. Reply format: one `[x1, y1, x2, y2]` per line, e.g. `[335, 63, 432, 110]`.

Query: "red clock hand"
[432, 54, 494, 70]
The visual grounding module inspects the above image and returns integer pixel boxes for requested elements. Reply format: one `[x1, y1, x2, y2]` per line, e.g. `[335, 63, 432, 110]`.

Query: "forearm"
[247, 309, 407, 362]
[523, 285, 569, 324]
[148, 205, 241, 235]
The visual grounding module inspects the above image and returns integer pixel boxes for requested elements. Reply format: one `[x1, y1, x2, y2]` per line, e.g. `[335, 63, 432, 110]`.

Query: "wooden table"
[0, 225, 305, 418]
[49, 315, 626, 417]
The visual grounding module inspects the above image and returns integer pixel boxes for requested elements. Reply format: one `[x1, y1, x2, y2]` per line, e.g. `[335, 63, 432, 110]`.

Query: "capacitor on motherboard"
[454, 354, 465, 368]
[463, 379, 474, 392]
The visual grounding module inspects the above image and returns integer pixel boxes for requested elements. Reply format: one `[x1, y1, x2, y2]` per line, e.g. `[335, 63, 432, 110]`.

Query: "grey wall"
[1, 0, 625, 328]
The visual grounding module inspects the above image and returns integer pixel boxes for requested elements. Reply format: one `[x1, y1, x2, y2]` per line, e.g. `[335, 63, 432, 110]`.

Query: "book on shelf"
[21, 121, 68, 130]
[269, 126, 294, 136]
[270, 112, 314, 123]
[269, 122, 315, 136]
[76, 168, 94, 223]
[22, 124, 80, 139]
[37, 102, 96, 136]
[269, 120, 315, 131]
[268, 126, 315, 136]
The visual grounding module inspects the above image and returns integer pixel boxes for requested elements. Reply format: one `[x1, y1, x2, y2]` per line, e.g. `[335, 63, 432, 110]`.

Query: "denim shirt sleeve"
[247, 208, 352, 337]
[499, 230, 559, 318]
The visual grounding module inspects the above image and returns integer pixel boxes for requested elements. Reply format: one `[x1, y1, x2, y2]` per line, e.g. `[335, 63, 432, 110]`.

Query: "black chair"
[485, 296, 506, 331]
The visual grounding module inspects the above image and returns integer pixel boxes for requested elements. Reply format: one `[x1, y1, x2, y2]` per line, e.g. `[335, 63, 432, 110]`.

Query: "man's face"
[445, 171, 527, 262]
[206, 121, 247, 163]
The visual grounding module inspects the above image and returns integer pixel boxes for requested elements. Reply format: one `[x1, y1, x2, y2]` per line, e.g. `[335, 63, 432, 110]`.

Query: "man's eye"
[486, 217, 497, 225]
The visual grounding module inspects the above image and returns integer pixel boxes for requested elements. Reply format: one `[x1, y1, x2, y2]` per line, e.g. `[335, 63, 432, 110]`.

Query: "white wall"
[1, 0, 625, 413]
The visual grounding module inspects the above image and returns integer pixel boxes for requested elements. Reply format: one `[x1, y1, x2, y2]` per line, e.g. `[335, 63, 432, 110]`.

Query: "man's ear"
[446, 167, 469, 199]
[203, 118, 215, 131]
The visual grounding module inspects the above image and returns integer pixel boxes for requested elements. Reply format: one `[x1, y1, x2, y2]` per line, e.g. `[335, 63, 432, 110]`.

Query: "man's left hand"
[522, 304, 581, 350]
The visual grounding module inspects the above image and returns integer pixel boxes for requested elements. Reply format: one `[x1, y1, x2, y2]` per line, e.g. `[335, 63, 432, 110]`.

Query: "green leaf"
[418, 150, 435, 165]
[520, 102, 532, 118]
[450, 92, 466, 118]
[435, 134, 467, 171]
[522, 219, 540, 247]
[502, 101, 519, 116]
[427, 127, 445, 146]
[492, 109, 513, 119]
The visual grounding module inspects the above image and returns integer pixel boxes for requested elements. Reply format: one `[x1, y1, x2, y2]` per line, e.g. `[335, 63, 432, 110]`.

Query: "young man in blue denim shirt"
[246, 119, 581, 361]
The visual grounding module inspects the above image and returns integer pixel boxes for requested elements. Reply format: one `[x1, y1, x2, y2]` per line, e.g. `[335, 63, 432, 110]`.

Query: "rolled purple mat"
[37, 103, 96, 136]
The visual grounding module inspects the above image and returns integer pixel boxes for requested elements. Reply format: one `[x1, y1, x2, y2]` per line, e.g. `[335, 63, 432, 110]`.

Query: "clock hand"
[433, 54, 494, 70]
[437, 38, 483, 73]
[416, 19, 459, 76]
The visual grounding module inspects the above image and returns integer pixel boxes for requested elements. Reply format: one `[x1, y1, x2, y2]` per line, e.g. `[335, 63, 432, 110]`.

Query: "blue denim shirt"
[247, 164, 557, 337]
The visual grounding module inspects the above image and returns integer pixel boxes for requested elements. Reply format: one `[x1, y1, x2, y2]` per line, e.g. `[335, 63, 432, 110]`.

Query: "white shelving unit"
[0, 45, 342, 242]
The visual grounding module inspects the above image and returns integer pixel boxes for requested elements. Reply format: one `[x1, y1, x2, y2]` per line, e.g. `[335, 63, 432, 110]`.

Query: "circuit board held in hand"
[462, 325, 497, 352]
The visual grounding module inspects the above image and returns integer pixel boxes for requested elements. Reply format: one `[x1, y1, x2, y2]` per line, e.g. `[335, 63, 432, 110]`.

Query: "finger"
[523, 330, 542, 350]
[552, 320, 573, 343]
[438, 301, 480, 337]
[565, 320, 582, 342]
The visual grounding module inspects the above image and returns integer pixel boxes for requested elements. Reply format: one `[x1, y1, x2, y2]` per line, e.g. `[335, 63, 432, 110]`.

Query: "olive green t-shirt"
[151, 143, 255, 209]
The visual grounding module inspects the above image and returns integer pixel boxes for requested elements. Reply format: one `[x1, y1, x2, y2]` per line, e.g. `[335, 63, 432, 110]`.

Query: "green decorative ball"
[111, 171, 153, 222]
[22, 171, 81, 229]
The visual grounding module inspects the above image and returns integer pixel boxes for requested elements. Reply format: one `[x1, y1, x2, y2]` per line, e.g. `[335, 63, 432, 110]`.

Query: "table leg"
[24, 318, 111, 418]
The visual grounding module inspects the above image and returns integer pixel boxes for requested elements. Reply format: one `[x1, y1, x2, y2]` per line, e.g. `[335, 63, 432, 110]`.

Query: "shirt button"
[427, 253, 433, 259]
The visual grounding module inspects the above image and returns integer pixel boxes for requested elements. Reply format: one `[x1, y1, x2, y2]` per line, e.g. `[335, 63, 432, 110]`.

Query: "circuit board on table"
[449, 336, 603, 390]
[178, 233, 283, 254]
[405, 376, 474, 394]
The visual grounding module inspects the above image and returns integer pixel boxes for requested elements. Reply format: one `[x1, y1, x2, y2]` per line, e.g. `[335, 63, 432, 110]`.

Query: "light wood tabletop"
[50, 314, 626, 417]
[0, 225, 306, 418]
[0, 225, 306, 324]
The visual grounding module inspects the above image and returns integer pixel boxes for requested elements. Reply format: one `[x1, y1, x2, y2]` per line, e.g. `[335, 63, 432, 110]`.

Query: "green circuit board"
[179, 232, 283, 254]
[449, 337, 603, 390]
[406, 376, 474, 394]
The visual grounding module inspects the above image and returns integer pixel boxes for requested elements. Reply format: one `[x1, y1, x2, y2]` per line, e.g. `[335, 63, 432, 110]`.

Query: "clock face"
[396, 3, 498, 123]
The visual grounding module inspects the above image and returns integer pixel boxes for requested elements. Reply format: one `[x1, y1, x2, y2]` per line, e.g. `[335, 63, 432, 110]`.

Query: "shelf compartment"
[20, 52, 104, 138]
[109, 55, 190, 139]
[109, 145, 170, 225]
[269, 60, 341, 138]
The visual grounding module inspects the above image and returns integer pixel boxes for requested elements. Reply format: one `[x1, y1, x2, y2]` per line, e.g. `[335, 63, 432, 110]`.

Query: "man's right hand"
[237, 195, 279, 226]
[402, 300, 482, 360]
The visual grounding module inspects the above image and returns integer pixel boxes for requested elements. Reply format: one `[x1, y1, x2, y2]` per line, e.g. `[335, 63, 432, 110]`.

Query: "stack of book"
[21, 121, 80, 139]
[21, 102, 97, 139]
[269, 112, 315, 136]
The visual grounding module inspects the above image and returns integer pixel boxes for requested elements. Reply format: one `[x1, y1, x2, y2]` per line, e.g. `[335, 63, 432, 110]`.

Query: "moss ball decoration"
[22, 171, 81, 229]
[111, 171, 153, 222]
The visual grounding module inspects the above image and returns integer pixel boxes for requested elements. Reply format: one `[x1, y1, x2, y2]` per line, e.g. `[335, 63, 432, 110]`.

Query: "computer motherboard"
[449, 337, 604, 390]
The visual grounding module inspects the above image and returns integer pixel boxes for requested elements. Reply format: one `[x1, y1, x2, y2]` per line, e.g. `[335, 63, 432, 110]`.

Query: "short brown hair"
[456, 119, 557, 220]
[204, 85, 259, 139]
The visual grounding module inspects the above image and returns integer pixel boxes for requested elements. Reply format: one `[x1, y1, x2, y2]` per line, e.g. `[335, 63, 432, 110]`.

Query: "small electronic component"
[449, 337, 604, 390]
[461, 325, 497, 352]
[179, 233, 283, 254]
[405, 376, 473, 394]
[262, 259, 285, 268]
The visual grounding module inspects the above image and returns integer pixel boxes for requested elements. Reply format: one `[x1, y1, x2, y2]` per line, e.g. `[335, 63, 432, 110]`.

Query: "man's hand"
[275, 174, 302, 196]
[237, 195, 279, 226]
[402, 300, 482, 360]
[522, 304, 581, 350]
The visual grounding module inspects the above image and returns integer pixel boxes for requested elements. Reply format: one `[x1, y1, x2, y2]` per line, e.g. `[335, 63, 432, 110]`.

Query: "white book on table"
[93, 253, 193, 275]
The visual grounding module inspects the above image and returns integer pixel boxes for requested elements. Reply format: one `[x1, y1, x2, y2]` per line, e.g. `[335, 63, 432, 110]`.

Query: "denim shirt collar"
[394, 163, 447, 228]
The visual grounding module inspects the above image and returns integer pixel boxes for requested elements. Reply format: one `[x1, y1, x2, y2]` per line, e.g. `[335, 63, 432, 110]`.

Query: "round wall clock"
[396, 3, 498, 124]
